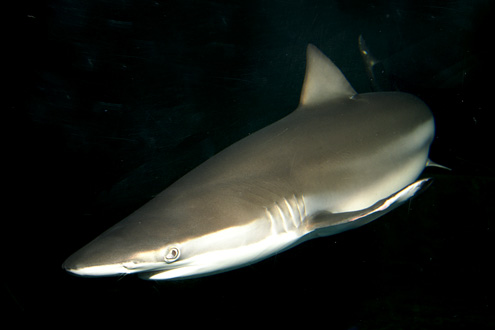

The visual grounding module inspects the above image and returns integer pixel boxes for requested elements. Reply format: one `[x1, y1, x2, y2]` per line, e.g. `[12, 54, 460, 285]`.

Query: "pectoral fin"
[307, 178, 433, 237]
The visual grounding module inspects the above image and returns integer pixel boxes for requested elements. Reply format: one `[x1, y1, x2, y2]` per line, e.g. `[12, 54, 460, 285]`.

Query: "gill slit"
[267, 194, 308, 235]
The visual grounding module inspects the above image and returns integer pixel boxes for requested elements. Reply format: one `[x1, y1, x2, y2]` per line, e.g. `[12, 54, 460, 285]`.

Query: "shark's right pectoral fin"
[307, 178, 433, 237]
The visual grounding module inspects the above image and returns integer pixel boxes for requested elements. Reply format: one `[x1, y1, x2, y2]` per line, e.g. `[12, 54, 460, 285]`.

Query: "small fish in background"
[63, 41, 444, 280]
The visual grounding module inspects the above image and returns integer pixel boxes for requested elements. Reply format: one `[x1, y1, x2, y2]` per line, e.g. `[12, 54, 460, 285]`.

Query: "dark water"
[8, 0, 494, 327]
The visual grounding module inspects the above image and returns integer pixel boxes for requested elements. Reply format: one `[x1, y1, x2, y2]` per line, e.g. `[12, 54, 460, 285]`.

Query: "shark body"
[63, 44, 437, 280]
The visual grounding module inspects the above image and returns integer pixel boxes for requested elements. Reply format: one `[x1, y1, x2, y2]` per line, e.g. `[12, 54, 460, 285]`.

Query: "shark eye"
[164, 246, 180, 263]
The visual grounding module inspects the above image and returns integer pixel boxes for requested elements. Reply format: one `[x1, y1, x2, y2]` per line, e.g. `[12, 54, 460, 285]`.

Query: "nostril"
[122, 261, 137, 270]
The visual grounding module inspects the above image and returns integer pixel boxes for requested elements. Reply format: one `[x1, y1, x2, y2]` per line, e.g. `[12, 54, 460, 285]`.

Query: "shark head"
[63, 185, 302, 280]
[62, 216, 301, 280]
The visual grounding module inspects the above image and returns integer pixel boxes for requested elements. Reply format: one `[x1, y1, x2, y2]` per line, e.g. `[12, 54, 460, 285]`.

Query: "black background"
[8, 0, 494, 328]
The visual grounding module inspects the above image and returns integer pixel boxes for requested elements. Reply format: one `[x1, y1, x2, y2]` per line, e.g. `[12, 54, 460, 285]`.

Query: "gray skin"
[63, 44, 436, 280]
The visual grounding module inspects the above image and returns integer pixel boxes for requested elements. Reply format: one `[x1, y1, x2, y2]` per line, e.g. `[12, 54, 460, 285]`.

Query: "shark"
[63, 43, 439, 280]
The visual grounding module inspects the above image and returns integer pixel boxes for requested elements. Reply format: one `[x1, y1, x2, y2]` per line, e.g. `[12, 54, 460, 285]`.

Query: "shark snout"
[63, 252, 166, 277]
[63, 259, 128, 277]
[62, 245, 129, 277]
[63, 234, 170, 277]
[63, 238, 125, 276]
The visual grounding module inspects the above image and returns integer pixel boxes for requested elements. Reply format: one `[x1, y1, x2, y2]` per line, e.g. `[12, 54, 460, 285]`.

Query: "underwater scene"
[9, 0, 494, 328]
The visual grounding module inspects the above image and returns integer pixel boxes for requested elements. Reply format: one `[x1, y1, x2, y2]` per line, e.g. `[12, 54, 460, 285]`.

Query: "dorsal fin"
[299, 44, 356, 107]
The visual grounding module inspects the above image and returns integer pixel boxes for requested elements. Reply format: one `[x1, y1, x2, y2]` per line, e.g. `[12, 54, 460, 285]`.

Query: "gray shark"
[63, 44, 438, 280]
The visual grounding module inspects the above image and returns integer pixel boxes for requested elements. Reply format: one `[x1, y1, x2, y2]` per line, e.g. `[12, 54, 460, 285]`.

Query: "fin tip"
[426, 159, 451, 171]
